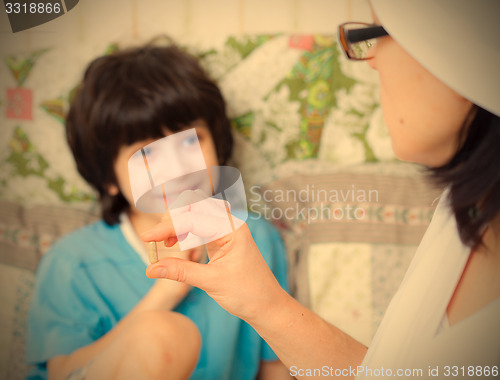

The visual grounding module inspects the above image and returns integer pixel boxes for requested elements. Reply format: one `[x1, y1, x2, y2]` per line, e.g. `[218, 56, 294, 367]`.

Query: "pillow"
[0, 264, 33, 380]
[1, 34, 388, 209]
[255, 161, 443, 344]
[0, 201, 98, 379]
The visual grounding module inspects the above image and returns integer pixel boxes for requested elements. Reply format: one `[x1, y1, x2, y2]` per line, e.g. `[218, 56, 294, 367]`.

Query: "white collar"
[119, 213, 150, 265]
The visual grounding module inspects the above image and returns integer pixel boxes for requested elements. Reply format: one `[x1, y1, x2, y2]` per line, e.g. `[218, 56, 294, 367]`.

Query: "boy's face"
[110, 120, 219, 221]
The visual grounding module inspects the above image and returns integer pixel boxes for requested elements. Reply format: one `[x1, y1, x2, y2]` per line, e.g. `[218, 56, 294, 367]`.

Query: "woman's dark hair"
[429, 106, 500, 248]
[66, 42, 233, 225]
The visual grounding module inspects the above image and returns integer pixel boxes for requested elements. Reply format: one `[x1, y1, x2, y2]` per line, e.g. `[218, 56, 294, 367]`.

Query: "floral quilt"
[0, 33, 393, 206]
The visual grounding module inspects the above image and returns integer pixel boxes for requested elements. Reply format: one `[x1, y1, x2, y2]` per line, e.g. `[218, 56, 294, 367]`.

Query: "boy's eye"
[182, 135, 198, 147]
[142, 146, 154, 160]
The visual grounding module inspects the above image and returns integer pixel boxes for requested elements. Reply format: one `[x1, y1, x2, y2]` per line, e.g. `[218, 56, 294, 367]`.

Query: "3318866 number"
[5, 2, 62, 14]
[443, 366, 499, 377]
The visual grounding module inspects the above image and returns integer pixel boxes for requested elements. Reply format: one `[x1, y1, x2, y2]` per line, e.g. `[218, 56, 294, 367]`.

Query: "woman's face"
[368, 13, 473, 167]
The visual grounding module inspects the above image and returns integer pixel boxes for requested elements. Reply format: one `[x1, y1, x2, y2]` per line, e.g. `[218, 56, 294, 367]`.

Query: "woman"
[144, 0, 500, 377]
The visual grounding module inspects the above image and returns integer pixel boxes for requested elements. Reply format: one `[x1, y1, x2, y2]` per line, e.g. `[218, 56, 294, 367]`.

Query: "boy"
[26, 42, 291, 380]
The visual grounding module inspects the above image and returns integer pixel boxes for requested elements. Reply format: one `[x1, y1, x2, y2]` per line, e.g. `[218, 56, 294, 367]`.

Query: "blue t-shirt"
[26, 216, 288, 380]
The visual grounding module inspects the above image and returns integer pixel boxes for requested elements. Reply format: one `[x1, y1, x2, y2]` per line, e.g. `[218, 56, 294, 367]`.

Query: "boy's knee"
[124, 311, 201, 377]
[128, 310, 200, 346]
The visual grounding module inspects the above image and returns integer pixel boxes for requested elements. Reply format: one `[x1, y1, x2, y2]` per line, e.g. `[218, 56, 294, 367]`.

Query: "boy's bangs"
[102, 83, 208, 149]
[88, 47, 216, 151]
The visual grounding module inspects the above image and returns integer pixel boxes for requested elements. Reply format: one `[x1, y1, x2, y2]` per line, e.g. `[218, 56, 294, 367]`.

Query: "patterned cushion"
[256, 161, 443, 344]
[0, 201, 98, 379]
[0, 34, 389, 209]
[0, 264, 34, 380]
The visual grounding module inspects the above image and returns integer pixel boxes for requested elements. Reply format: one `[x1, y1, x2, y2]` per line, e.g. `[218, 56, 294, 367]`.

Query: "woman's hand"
[142, 192, 368, 376]
[141, 194, 288, 323]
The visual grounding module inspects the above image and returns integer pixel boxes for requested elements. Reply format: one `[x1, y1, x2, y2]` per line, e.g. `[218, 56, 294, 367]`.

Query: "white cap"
[371, 0, 500, 117]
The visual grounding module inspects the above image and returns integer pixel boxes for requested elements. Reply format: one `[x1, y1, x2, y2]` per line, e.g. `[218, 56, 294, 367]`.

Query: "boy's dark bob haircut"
[66, 41, 233, 225]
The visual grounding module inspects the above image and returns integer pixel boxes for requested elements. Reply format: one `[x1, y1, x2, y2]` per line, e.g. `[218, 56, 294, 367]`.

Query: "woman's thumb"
[146, 257, 209, 289]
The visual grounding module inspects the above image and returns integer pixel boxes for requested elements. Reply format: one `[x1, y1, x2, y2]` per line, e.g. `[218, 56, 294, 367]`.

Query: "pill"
[148, 241, 158, 264]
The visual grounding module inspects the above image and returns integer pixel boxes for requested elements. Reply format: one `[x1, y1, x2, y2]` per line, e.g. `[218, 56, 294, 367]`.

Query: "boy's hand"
[147, 245, 204, 311]
[141, 195, 287, 323]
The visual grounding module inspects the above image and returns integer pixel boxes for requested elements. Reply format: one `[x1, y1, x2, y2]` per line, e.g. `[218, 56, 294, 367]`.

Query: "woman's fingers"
[174, 211, 233, 239]
[164, 236, 178, 248]
[140, 218, 177, 242]
[146, 257, 215, 290]
[189, 247, 204, 263]
[141, 192, 241, 250]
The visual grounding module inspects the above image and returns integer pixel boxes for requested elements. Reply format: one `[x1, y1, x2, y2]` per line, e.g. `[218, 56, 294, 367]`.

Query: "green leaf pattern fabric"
[0, 34, 394, 206]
